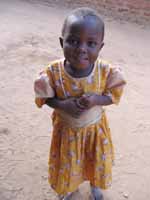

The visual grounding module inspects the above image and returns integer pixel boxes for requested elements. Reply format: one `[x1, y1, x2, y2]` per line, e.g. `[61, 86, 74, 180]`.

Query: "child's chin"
[76, 62, 91, 70]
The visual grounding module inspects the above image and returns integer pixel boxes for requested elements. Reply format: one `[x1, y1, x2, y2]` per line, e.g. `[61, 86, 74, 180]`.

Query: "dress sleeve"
[104, 65, 126, 105]
[34, 66, 55, 108]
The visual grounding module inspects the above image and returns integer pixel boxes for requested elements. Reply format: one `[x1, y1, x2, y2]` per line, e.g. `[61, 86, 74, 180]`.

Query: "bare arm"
[94, 94, 113, 106]
[76, 93, 113, 109]
[45, 97, 62, 109]
[45, 97, 85, 118]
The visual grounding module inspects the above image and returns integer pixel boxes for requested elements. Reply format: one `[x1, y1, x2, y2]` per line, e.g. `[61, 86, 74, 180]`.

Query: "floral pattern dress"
[34, 58, 126, 195]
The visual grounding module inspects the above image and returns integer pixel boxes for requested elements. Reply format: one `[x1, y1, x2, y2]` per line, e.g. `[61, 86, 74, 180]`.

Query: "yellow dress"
[34, 58, 126, 195]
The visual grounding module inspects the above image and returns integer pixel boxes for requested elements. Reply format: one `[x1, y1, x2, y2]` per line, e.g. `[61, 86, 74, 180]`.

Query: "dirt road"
[0, 1, 150, 200]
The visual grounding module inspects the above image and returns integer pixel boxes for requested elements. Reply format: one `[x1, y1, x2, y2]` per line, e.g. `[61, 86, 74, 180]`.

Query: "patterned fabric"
[34, 58, 126, 195]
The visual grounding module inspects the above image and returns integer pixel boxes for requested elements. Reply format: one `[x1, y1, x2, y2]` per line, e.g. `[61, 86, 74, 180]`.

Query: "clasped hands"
[60, 93, 98, 118]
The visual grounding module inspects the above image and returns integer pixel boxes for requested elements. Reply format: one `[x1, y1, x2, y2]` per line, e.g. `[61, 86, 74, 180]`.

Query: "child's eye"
[88, 41, 97, 48]
[69, 39, 79, 46]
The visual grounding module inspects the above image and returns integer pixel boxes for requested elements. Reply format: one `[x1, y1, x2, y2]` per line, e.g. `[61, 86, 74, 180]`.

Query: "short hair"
[61, 7, 105, 41]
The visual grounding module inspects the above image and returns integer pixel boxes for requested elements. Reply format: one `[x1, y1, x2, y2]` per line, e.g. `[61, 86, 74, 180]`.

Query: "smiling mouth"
[77, 56, 88, 61]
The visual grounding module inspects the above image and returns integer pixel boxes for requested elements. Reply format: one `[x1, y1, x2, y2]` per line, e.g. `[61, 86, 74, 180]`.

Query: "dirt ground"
[0, 1, 150, 200]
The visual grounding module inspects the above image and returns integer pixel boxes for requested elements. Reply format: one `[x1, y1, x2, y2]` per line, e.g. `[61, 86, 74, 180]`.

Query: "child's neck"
[64, 61, 94, 78]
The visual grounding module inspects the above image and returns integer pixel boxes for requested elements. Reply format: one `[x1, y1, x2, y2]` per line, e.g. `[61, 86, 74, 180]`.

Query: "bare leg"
[59, 192, 73, 200]
[91, 186, 104, 200]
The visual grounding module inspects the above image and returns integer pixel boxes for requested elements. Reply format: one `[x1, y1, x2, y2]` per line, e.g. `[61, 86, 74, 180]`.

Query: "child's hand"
[76, 93, 98, 109]
[60, 98, 85, 118]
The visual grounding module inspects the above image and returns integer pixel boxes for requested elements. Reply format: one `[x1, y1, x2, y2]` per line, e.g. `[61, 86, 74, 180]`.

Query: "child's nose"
[78, 43, 87, 53]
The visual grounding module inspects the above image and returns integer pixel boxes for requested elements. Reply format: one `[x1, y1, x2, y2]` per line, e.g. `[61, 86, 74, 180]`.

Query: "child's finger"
[80, 96, 90, 105]
[76, 99, 86, 109]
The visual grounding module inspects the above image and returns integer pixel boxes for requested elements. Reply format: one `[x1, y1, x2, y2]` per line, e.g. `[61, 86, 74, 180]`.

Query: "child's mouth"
[77, 56, 88, 62]
[77, 59, 89, 66]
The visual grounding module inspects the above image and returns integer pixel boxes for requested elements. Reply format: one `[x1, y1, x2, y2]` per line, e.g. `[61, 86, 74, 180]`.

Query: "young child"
[34, 7, 126, 200]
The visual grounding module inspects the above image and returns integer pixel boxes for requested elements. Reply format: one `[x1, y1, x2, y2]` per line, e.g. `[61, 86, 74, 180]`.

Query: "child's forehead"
[67, 15, 99, 28]
[65, 15, 102, 35]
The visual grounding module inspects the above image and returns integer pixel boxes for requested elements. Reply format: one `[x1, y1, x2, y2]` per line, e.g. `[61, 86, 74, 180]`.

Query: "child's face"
[60, 16, 104, 70]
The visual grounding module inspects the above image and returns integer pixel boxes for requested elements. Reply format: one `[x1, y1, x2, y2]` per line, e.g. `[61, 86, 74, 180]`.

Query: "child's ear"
[59, 37, 63, 48]
[100, 42, 104, 50]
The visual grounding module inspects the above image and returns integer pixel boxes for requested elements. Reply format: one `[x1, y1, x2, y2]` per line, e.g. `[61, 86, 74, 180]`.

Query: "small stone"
[123, 192, 129, 198]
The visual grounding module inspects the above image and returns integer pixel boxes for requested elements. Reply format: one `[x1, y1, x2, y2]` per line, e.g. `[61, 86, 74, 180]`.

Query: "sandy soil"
[0, 1, 150, 200]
